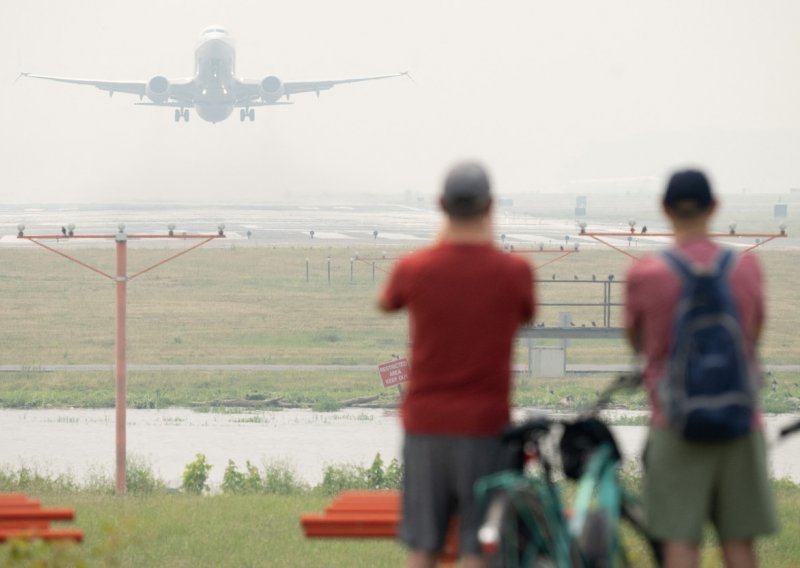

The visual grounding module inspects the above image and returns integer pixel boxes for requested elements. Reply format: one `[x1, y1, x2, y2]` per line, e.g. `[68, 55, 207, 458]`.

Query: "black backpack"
[658, 248, 757, 442]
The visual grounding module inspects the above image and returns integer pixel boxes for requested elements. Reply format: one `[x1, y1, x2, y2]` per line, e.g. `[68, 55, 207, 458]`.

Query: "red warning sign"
[378, 358, 410, 388]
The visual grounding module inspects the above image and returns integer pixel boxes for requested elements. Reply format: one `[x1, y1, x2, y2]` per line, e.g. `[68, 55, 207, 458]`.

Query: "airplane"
[20, 25, 407, 124]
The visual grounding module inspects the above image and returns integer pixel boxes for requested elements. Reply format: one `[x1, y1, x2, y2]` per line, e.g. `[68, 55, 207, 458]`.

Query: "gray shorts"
[400, 432, 509, 556]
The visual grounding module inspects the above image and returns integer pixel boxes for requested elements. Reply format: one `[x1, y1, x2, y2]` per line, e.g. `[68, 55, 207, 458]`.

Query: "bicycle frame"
[476, 374, 662, 567]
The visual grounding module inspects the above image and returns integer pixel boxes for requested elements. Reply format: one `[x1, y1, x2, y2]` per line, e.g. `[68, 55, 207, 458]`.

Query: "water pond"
[2, 408, 798, 489]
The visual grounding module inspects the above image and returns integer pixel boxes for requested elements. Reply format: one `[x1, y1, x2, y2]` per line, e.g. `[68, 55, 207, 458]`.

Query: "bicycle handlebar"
[501, 372, 644, 445]
[582, 371, 644, 417]
[780, 419, 800, 439]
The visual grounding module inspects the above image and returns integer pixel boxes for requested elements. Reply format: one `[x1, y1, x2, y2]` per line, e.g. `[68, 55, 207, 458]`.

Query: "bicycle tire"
[484, 488, 581, 568]
[580, 510, 612, 568]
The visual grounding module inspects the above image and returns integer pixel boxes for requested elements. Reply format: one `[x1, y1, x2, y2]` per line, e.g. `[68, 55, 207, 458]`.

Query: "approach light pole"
[17, 224, 225, 495]
[115, 226, 127, 495]
[576, 223, 788, 260]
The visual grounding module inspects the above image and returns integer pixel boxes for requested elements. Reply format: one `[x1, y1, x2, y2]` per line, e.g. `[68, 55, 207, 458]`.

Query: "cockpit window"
[203, 26, 228, 35]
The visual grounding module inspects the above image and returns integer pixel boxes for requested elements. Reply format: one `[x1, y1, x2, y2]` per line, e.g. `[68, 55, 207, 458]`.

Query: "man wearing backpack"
[624, 169, 777, 568]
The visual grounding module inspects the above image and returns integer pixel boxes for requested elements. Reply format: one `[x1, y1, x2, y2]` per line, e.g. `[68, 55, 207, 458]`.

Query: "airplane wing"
[20, 72, 147, 96]
[19, 72, 195, 102]
[282, 72, 409, 97]
[233, 72, 408, 105]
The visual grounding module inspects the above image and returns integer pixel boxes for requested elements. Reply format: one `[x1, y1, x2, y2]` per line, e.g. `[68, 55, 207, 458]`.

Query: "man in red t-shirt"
[379, 162, 534, 568]
[624, 169, 776, 568]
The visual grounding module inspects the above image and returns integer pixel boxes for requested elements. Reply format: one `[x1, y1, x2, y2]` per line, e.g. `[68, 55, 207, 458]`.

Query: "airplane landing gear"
[240, 108, 256, 122]
[248, 108, 255, 122]
[175, 109, 190, 122]
[174, 109, 181, 122]
[182, 109, 189, 122]
[240, 108, 246, 122]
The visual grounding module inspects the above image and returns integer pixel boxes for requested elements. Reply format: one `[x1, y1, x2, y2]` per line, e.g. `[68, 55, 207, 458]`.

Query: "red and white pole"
[115, 228, 128, 495]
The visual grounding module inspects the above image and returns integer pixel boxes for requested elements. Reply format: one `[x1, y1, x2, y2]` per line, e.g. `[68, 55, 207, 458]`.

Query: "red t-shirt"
[624, 239, 764, 428]
[381, 242, 535, 436]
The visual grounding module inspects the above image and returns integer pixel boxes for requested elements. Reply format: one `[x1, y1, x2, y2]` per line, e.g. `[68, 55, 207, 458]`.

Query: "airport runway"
[3, 202, 797, 250]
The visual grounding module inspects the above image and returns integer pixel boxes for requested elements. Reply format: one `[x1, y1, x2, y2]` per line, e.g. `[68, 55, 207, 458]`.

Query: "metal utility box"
[529, 347, 566, 377]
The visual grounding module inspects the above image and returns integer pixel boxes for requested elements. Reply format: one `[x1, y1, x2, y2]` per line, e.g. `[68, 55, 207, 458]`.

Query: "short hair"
[441, 162, 492, 220]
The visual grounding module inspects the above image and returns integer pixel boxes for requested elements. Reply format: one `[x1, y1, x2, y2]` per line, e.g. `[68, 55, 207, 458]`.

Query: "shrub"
[126, 455, 166, 495]
[318, 453, 402, 495]
[0, 465, 79, 493]
[384, 457, 403, 489]
[182, 453, 212, 495]
[261, 461, 307, 495]
[319, 463, 369, 496]
[367, 453, 386, 488]
[222, 460, 247, 494]
[222, 460, 307, 495]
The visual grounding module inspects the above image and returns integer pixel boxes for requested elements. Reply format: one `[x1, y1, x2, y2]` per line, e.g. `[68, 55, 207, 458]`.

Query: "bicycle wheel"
[580, 510, 612, 568]
[482, 488, 581, 568]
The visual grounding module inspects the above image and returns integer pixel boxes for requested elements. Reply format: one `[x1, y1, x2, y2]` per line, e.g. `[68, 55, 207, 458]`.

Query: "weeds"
[318, 453, 402, 496]
[181, 453, 212, 495]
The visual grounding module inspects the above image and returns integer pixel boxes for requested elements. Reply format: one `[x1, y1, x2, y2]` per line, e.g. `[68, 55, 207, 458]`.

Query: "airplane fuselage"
[193, 30, 237, 122]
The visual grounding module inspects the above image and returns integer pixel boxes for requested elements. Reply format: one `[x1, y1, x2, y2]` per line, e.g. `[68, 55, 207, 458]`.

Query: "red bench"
[301, 490, 459, 564]
[0, 493, 83, 542]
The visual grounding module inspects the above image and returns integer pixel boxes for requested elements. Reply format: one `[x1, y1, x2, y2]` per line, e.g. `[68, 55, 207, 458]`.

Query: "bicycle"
[475, 373, 662, 567]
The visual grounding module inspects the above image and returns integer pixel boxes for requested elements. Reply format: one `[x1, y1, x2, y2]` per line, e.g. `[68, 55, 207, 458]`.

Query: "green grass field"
[1, 245, 799, 412]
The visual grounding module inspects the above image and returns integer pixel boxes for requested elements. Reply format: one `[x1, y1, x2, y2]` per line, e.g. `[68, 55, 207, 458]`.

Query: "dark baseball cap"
[663, 169, 714, 210]
[441, 161, 492, 218]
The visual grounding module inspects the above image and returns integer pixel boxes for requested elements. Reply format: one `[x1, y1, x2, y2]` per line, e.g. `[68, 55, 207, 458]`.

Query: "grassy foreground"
[0, 493, 405, 567]
[2, 481, 800, 567]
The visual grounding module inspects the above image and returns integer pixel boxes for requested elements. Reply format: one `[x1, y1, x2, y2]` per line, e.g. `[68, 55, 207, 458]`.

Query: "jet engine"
[260, 76, 284, 103]
[146, 76, 171, 103]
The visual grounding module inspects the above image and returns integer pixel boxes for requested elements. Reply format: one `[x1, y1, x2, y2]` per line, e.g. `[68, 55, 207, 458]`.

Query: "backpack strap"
[715, 248, 737, 278]
[662, 247, 737, 282]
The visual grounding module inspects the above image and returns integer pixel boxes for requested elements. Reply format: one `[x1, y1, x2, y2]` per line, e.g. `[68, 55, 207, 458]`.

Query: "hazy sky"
[2, 1, 800, 204]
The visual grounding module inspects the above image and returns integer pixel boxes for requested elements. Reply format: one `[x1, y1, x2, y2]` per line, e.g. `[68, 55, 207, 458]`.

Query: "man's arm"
[623, 266, 642, 352]
[625, 327, 642, 353]
[522, 262, 535, 324]
[377, 294, 396, 313]
[377, 261, 406, 313]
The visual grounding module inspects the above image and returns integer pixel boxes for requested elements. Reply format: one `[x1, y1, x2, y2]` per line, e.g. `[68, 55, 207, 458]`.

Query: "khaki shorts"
[643, 427, 778, 543]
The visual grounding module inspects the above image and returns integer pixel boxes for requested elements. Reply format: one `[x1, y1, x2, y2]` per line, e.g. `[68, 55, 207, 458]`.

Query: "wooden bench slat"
[0, 520, 51, 529]
[0, 502, 40, 510]
[0, 493, 30, 501]
[0, 529, 84, 543]
[325, 503, 401, 515]
[301, 514, 399, 538]
[0, 497, 40, 508]
[329, 492, 398, 501]
[0, 508, 75, 521]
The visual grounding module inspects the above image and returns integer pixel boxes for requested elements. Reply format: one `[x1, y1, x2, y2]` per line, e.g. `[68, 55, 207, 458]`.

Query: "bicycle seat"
[501, 416, 552, 444]
[560, 417, 621, 480]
